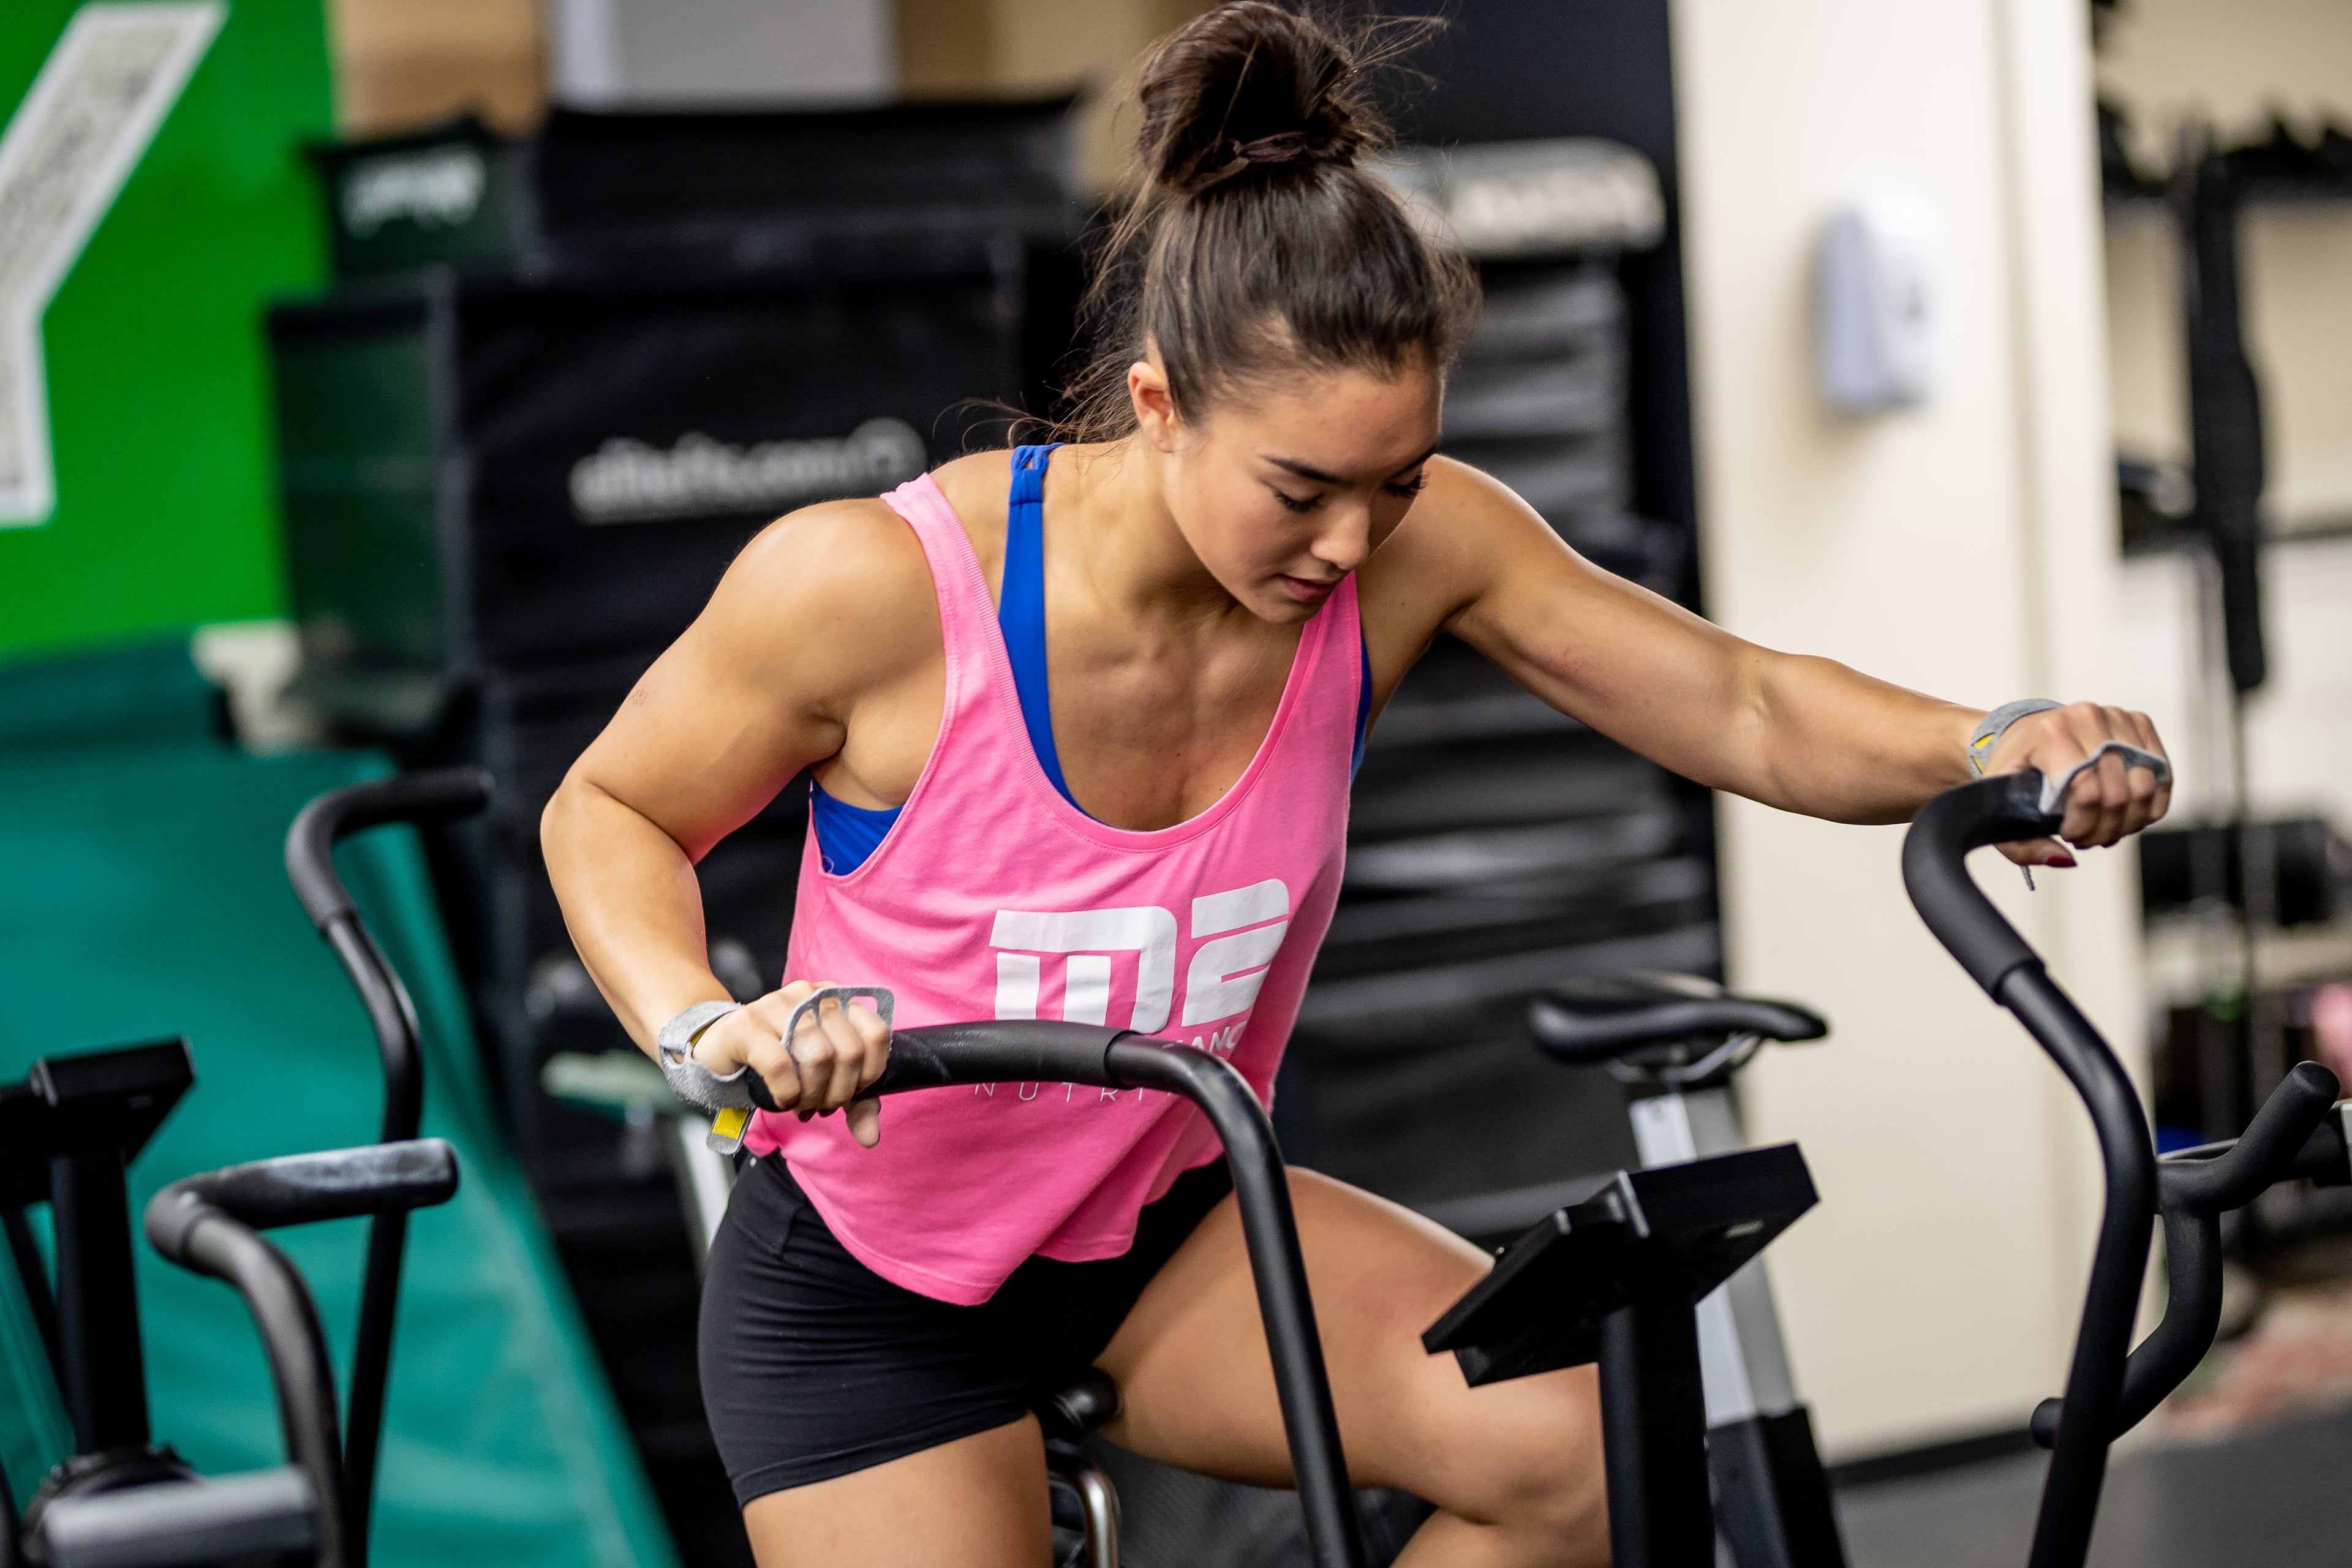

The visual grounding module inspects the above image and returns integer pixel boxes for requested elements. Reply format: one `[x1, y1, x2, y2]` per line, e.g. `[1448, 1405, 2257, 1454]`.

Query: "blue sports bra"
[810, 444, 1373, 873]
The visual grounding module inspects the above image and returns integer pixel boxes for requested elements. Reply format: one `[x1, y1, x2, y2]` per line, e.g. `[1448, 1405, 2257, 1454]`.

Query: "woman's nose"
[1311, 508, 1371, 573]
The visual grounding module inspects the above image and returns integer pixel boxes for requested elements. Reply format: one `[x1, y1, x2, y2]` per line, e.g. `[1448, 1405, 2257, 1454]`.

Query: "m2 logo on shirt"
[989, 878, 1290, 1037]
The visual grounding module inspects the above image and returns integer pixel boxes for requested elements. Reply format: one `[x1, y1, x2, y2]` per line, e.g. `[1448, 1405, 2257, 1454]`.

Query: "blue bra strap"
[815, 440, 1363, 875]
[1352, 634, 1371, 778]
[1001, 443, 1079, 809]
[1001, 440, 1371, 798]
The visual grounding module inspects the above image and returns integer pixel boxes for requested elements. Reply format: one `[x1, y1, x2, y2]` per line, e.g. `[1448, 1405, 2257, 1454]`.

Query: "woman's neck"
[1055, 437, 1249, 635]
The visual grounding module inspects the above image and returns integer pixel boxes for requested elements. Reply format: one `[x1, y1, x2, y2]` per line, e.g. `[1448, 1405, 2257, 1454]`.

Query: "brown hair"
[1059, 3, 1479, 441]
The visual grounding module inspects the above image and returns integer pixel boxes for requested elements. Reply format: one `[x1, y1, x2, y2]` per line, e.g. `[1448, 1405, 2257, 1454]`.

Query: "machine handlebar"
[283, 769, 491, 1560]
[2030, 1062, 2347, 1450]
[145, 1141, 460, 1265]
[741, 1019, 1367, 1568]
[1898, 771, 2062, 996]
[2163, 1062, 2341, 1210]
[1901, 771, 2156, 1568]
[137, 1139, 462, 1568]
[284, 769, 492, 932]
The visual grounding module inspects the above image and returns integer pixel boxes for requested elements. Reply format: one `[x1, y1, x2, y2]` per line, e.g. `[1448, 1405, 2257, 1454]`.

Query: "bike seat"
[1033, 1368, 1121, 1442]
[1528, 973, 1826, 1067]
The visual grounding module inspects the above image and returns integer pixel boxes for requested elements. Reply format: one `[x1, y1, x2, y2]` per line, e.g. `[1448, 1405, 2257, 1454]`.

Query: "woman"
[543, 6, 2170, 1564]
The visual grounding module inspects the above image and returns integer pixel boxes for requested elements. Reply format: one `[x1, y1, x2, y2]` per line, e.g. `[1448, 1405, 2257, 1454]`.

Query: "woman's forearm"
[541, 774, 735, 1054]
[1744, 652, 1980, 824]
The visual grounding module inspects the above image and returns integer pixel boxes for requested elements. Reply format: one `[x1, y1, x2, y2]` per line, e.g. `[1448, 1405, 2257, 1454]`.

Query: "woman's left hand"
[1982, 701, 2172, 868]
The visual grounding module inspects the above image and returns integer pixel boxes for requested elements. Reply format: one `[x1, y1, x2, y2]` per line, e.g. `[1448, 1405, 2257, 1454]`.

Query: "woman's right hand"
[693, 980, 893, 1148]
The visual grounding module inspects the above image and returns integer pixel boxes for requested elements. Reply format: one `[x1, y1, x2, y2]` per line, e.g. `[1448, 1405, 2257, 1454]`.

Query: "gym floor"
[1840, 1398, 2352, 1568]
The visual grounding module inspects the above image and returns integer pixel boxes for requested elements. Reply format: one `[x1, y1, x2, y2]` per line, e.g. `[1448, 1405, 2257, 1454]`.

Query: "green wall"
[0, 1, 331, 660]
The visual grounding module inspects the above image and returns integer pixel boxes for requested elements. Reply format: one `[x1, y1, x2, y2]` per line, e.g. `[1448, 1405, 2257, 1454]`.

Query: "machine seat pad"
[1529, 973, 1826, 1065]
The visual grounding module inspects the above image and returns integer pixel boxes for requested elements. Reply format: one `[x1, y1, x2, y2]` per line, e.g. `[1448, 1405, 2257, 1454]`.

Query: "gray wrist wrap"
[656, 1001, 755, 1114]
[1969, 698, 2064, 777]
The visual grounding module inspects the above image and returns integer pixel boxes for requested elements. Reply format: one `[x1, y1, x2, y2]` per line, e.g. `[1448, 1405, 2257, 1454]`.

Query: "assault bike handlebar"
[1902, 770, 2155, 1568]
[743, 1016, 1369, 1568]
[138, 1142, 461, 1568]
[281, 767, 491, 1566]
[2028, 1060, 2351, 1449]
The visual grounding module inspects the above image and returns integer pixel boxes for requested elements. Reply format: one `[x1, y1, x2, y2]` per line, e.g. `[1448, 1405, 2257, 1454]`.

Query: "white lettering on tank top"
[987, 880, 1291, 1033]
[989, 906, 1178, 1031]
[1182, 878, 1291, 1025]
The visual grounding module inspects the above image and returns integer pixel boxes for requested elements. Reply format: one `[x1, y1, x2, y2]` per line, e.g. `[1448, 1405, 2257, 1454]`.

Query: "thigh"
[1095, 1169, 1603, 1526]
[703, 1158, 1050, 1562]
[742, 1417, 1050, 1568]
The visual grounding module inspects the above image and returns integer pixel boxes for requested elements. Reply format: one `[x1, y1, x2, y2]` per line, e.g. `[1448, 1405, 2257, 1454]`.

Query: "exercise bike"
[1527, 973, 1844, 1568]
[0, 1040, 458, 1568]
[0, 770, 489, 1567]
[744, 761, 2350, 1568]
[250, 761, 2346, 1568]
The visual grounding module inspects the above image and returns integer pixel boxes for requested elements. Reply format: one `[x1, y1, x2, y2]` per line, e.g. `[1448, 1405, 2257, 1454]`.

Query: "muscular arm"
[1372, 459, 2166, 848]
[541, 499, 934, 1137]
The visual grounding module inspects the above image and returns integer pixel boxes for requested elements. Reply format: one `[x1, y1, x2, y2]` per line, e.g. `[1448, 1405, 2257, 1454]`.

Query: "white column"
[1672, 0, 2144, 1456]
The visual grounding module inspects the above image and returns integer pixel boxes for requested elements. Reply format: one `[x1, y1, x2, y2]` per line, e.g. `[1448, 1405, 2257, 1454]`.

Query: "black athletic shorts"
[699, 1153, 1235, 1506]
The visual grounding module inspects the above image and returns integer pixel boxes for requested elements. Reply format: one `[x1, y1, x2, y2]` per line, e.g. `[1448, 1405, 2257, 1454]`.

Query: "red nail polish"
[2048, 851, 2077, 869]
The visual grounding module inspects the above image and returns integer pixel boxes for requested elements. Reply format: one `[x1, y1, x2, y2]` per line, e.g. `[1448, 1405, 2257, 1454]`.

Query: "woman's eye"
[1385, 475, 1428, 500]
[1273, 489, 1320, 514]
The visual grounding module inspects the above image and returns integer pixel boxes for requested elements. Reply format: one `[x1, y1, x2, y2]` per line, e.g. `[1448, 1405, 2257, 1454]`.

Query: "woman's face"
[1134, 354, 1443, 624]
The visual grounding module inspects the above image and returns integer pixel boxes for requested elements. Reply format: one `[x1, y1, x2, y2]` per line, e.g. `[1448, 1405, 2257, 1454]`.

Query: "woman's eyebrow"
[1265, 444, 1439, 485]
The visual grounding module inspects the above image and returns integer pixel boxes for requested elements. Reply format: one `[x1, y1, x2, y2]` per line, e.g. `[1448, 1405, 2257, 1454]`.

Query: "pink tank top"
[744, 472, 1360, 1305]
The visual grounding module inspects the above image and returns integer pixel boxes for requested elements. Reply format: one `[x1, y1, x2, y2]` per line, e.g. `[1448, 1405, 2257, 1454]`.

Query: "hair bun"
[1136, 2, 1379, 195]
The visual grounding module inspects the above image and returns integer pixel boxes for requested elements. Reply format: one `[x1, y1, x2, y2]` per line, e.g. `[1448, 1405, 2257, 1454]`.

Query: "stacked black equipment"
[1285, 141, 1716, 1238]
[270, 102, 1083, 1567]
[2105, 118, 2352, 1148]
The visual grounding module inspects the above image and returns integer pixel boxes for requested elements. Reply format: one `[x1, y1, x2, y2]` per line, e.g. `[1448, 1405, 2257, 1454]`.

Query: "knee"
[1455, 1371, 1610, 1567]
[1491, 1444, 1608, 1567]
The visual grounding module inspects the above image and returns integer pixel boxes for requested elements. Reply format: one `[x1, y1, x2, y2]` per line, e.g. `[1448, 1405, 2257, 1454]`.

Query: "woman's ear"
[1128, 355, 1180, 451]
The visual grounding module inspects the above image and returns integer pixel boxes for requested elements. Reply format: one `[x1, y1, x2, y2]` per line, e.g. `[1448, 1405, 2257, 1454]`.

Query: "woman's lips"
[1277, 575, 1338, 605]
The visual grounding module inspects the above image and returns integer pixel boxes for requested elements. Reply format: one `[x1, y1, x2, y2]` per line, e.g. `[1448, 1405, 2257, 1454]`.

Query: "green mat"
[0, 636, 224, 753]
[0, 742, 677, 1568]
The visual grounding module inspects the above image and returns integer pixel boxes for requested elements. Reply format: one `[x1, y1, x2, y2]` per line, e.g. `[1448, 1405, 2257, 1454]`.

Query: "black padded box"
[307, 100, 1079, 284]
[270, 260, 1023, 720]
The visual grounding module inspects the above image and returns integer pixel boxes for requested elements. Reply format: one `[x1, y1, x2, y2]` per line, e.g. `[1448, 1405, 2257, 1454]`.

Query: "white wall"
[1672, 0, 2146, 1456]
[2096, 0, 2352, 170]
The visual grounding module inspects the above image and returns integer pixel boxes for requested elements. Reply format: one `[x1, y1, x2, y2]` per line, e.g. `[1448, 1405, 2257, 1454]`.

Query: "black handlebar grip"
[740, 1020, 1136, 1113]
[285, 769, 494, 930]
[2034, 1062, 2348, 1449]
[145, 1140, 461, 1265]
[2291, 1108, 2352, 1188]
[2165, 1062, 2341, 1212]
[868, 1021, 1133, 1095]
[1899, 771, 2064, 997]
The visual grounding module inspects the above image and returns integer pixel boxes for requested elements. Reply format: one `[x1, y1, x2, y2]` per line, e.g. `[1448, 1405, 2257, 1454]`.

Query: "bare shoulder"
[696, 495, 942, 700]
[726, 496, 931, 611]
[924, 443, 1122, 593]
[1360, 454, 1575, 622]
[930, 447, 1018, 515]
[1415, 455, 1559, 543]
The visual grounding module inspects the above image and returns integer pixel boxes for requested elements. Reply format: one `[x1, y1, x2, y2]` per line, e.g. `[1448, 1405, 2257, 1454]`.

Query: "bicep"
[1425, 469, 1766, 788]
[568, 625, 832, 862]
